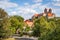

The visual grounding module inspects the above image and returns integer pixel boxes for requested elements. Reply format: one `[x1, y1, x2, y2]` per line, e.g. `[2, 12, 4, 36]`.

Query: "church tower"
[44, 8, 47, 13]
[44, 8, 48, 20]
[48, 8, 52, 13]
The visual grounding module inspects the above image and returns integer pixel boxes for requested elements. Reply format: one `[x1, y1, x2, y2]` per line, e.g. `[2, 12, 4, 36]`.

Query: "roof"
[34, 14, 40, 17]
[25, 19, 33, 22]
[48, 13, 54, 17]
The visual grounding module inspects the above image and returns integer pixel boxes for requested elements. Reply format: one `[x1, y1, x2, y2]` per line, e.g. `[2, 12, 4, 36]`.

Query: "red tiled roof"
[48, 13, 53, 17]
[25, 19, 32, 22]
[34, 14, 40, 17]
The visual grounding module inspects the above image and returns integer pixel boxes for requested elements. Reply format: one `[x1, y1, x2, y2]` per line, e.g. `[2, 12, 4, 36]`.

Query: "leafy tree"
[32, 22, 41, 37]
[32, 16, 41, 37]
[0, 8, 11, 39]
[38, 17, 58, 40]
[9, 17, 19, 34]
[14, 15, 24, 31]
[32, 16, 58, 40]
[24, 26, 30, 32]
[9, 15, 24, 34]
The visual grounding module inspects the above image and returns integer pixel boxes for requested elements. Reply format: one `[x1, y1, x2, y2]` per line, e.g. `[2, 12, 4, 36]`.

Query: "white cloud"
[52, 0, 60, 6]
[21, 8, 37, 14]
[0, 0, 38, 19]
[24, 3, 29, 6]
[54, 3, 60, 6]
[53, 8, 60, 17]
[12, 2, 51, 19]
[30, 3, 51, 13]
[0, 0, 19, 16]
[15, 7, 38, 14]
[10, 11, 17, 15]
[33, 0, 42, 3]
[0, 1, 18, 9]
[52, 2, 60, 6]
[8, 6, 38, 19]
[53, 0, 60, 2]
[31, 3, 41, 8]
[0, 0, 10, 1]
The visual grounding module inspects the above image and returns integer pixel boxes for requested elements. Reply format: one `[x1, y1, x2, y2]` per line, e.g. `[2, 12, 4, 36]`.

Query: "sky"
[0, 0, 60, 20]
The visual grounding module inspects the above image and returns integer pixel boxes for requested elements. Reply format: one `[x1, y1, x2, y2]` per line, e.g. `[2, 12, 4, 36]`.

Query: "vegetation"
[32, 16, 60, 40]
[32, 18, 41, 37]
[31, 15, 60, 40]
[0, 8, 11, 39]
[0, 8, 24, 39]
[9, 15, 24, 34]
[0, 8, 60, 40]
[24, 26, 30, 32]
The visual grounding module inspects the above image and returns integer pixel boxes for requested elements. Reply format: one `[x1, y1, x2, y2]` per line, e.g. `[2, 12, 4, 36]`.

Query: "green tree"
[9, 15, 24, 34]
[25, 26, 30, 32]
[32, 16, 58, 40]
[32, 16, 41, 37]
[32, 22, 41, 37]
[9, 17, 19, 34]
[0, 8, 11, 39]
[14, 15, 24, 31]
[38, 17, 58, 40]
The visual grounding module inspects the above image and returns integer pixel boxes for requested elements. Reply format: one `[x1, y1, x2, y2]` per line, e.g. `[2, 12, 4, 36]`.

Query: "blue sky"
[0, 0, 60, 20]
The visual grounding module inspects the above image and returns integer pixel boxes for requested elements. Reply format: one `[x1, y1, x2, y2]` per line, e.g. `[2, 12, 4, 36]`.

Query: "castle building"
[47, 8, 55, 19]
[32, 8, 55, 19]
[25, 8, 55, 28]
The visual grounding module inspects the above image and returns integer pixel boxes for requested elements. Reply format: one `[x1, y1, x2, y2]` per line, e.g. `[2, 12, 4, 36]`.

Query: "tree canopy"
[0, 8, 11, 39]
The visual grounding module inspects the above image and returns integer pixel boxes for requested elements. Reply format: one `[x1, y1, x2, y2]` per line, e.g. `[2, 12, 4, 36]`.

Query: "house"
[24, 19, 34, 28]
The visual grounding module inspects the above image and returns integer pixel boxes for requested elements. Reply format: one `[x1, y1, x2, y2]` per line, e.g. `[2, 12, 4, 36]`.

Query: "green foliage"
[38, 17, 60, 40]
[32, 17, 41, 37]
[32, 16, 49, 37]
[38, 27, 60, 40]
[9, 15, 24, 34]
[0, 8, 11, 38]
[25, 26, 30, 32]
[32, 16, 60, 40]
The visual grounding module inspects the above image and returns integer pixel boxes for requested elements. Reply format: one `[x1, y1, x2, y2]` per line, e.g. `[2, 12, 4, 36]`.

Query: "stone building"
[32, 8, 55, 19]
